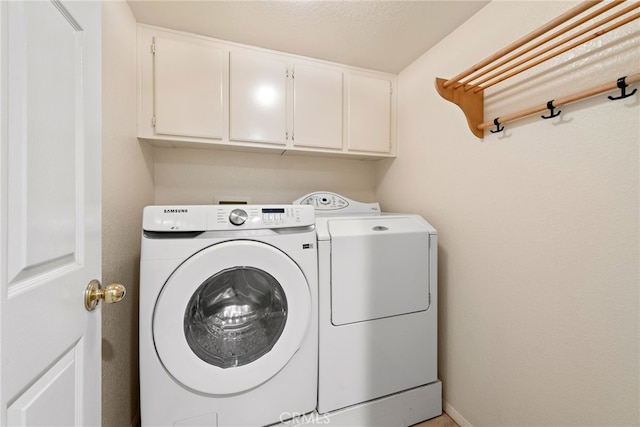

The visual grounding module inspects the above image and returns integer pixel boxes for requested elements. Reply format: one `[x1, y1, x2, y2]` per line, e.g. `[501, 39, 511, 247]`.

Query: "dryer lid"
[328, 217, 432, 325]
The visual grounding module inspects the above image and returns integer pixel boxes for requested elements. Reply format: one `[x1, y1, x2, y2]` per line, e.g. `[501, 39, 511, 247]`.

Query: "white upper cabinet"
[347, 74, 392, 154]
[292, 63, 343, 150]
[137, 25, 396, 159]
[139, 31, 226, 141]
[154, 37, 224, 139]
[229, 51, 288, 145]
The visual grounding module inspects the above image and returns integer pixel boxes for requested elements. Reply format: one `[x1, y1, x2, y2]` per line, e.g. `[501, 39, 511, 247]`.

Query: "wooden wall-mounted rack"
[435, 0, 640, 138]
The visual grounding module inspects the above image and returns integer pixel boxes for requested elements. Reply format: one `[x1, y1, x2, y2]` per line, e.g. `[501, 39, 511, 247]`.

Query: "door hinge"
[150, 42, 156, 54]
[151, 116, 156, 127]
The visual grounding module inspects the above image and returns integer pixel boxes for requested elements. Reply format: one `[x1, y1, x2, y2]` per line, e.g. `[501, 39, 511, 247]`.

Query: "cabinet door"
[347, 74, 392, 154]
[230, 51, 287, 145]
[154, 36, 224, 139]
[293, 64, 343, 150]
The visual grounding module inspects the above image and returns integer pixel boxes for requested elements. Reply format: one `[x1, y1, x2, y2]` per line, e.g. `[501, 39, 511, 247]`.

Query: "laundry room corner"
[93, 0, 639, 425]
[102, 2, 154, 427]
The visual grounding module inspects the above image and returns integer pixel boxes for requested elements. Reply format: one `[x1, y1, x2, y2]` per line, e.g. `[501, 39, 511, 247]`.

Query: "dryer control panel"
[143, 205, 314, 232]
[293, 192, 381, 214]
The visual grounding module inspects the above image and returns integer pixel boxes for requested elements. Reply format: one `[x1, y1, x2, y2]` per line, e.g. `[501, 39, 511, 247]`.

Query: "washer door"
[153, 240, 311, 395]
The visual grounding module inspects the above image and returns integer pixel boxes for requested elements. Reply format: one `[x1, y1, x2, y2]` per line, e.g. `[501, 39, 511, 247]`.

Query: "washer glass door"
[184, 266, 287, 369]
[153, 240, 311, 395]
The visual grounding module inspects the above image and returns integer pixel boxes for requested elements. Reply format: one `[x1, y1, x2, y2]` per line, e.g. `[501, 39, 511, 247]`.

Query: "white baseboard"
[443, 400, 473, 427]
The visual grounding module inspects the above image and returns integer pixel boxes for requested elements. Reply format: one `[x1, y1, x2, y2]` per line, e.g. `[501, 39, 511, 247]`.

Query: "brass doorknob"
[84, 279, 126, 312]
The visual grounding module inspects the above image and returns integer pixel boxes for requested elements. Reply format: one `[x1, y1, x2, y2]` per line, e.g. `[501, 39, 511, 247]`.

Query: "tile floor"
[412, 412, 459, 427]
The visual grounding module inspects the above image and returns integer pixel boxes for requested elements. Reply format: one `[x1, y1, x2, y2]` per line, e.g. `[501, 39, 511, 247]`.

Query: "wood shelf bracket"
[434, 78, 484, 138]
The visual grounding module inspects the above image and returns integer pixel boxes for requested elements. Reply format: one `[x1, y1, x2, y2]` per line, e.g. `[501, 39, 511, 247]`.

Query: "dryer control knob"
[229, 208, 248, 226]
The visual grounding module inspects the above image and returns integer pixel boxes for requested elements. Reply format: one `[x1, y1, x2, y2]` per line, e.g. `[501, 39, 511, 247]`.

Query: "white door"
[1, 1, 108, 426]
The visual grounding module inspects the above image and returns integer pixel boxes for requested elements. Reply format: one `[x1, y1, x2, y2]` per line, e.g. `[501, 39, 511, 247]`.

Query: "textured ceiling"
[127, 0, 489, 74]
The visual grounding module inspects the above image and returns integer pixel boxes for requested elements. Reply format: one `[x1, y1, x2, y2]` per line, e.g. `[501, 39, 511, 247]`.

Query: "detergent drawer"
[328, 217, 430, 325]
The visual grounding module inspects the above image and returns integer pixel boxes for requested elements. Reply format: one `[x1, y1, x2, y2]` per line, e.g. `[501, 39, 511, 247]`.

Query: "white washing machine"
[139, 204, 318, 427]
[292, 192, 442, 426]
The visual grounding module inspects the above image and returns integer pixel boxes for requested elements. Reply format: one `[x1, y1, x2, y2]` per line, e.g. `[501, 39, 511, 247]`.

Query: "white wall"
[153, 148, 377, 205]
[102, 2, 154, 426]
[376, 2, 639, 426]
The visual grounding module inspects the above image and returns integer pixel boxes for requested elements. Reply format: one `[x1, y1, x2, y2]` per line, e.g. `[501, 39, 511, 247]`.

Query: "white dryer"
[139, 205, 318, 427]
[293, 192, 442, 426]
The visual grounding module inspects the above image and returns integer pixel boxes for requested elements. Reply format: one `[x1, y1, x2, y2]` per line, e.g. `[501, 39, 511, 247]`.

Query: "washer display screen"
[184, 266, 288, 369]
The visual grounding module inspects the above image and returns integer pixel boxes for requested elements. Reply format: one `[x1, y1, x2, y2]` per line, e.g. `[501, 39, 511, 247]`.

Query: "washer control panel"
[143, 205, 314, 231]
[293, 192, 381, 214]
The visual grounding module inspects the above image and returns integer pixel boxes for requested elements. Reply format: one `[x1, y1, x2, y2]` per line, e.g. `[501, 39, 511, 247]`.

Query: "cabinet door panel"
[154, 36, 224, 139]
[230, 52, 287, 145]
[348, 75, 392, 153]
[293, 64, 343, 150]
